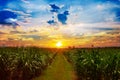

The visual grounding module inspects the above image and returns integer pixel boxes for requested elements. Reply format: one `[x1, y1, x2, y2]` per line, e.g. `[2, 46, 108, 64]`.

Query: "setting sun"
[56, 41, 63, 48]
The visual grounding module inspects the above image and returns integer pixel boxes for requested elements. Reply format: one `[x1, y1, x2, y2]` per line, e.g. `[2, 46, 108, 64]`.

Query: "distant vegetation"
[64, 48, 120, 80]
[0, 47, 57, 80]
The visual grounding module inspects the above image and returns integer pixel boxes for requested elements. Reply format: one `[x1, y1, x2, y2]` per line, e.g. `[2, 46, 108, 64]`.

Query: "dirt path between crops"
[33, 53, 77, 80]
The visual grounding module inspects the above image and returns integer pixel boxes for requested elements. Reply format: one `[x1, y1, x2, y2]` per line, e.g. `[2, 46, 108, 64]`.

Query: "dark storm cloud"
[0, 0, 31, 27]
[50, 4, 60, 13]
[47, 20, 57, 25]
[57, 11, 69, 24]
[48, 4, 69, 25]
[115, 9, 120, 21]
[0, 10, 18, 28]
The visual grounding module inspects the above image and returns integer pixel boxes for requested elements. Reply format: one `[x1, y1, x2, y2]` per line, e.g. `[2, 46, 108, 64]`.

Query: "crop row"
[64, 48, 120, 80]
[0, 47, 57, 80]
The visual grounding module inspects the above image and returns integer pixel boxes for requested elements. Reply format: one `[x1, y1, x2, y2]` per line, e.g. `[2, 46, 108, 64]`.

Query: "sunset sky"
[0, 0, 120, 48]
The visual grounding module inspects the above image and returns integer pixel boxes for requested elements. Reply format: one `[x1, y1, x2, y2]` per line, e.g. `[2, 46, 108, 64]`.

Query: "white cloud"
[5, 18, 17, 23]
[67, 2, 120, 24]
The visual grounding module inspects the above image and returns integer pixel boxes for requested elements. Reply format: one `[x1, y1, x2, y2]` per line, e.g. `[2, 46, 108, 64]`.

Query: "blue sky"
[0, 0, 120, 47]
[0, 0, 120, 27]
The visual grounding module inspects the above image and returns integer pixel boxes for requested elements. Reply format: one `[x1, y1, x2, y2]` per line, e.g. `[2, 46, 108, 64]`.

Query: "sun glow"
[56, 41, 63, 48]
